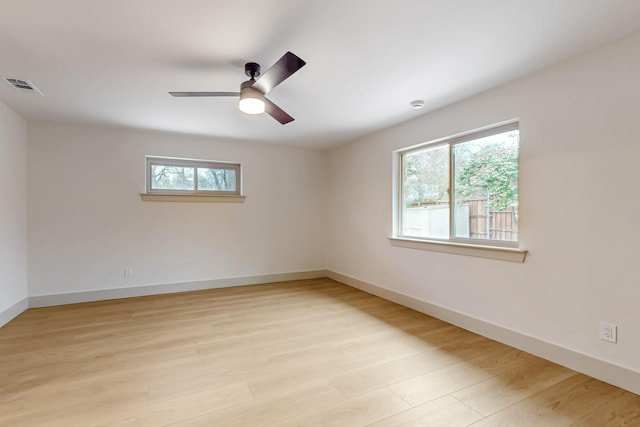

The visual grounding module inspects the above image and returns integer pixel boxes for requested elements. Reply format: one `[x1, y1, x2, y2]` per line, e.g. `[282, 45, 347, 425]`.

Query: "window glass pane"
[401, 145, 450, 239]
[150, 165, 195, 190]
[197, 168, 237, 191]
[453, 130, 519, 242]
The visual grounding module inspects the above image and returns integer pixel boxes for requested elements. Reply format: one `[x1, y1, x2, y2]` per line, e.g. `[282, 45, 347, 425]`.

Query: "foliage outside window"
[399, 122, 519, 247]
[146, 156, 241, 195]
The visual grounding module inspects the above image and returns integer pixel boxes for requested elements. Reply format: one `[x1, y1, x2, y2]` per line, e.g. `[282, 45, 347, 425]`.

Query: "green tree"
[455, 142, 518, 211]
[403, 145, 449, 207]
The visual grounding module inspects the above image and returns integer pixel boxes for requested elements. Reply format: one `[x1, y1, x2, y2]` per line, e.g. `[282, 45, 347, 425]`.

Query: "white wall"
[327, 32, 640, 374]
[27, 122, 327, 297]
[0, 101, 28, 323]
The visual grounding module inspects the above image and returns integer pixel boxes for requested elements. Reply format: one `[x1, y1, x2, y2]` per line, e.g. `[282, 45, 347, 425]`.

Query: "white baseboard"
[29, 270, 327, 308]
[0, 298, 29, 328]
[326, 270, 640, 396]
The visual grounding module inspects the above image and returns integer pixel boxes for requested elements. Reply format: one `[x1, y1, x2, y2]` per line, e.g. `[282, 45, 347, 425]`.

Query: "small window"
[146, 156, 241, 195]
[397, 122, 519, 248]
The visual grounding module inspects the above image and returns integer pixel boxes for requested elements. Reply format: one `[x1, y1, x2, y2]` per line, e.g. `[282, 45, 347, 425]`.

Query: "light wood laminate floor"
[1, 278, 639, 426]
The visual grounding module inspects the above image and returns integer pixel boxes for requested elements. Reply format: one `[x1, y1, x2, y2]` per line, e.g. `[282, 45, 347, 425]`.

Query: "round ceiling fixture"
[410, 100, 425, 109]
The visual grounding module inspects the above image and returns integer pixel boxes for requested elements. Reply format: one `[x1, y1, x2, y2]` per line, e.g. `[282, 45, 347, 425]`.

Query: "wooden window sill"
[389, 237, 527, 263]
[140, 194, 246, 203]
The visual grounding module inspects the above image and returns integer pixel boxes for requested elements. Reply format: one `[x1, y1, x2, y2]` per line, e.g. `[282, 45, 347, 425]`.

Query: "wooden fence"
[467, 198, 517, 241]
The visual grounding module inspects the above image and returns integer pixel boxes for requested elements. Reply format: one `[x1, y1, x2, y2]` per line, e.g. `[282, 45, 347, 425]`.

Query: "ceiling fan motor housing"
[241, 79, 256, 89]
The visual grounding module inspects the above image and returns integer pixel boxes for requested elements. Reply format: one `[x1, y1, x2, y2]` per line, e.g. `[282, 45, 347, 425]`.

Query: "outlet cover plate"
[599, 322, 617, 343]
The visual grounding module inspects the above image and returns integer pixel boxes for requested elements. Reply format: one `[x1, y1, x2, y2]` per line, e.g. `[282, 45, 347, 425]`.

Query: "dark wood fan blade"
[169, 92, 240, 97]
[264, 97, 294, 124]
[252, 52, 306, 94]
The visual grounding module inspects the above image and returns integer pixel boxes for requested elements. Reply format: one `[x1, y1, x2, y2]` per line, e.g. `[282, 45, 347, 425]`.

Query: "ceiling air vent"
[4, 78, 43, 95]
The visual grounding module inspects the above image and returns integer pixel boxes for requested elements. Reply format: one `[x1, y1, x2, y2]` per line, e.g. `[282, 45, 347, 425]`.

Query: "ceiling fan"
[170, 51, 306, 124]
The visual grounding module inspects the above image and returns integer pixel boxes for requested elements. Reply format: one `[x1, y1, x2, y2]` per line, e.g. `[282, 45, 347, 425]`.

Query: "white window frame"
[391, 121, 527, 262]
[142, 156, 244, 202]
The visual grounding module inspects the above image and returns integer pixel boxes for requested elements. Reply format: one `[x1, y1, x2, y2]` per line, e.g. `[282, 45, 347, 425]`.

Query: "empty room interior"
[2, 1, 640, 425]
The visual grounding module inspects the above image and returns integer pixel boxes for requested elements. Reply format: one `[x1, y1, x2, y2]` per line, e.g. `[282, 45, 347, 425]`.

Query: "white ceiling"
[2, 0, 640, 149]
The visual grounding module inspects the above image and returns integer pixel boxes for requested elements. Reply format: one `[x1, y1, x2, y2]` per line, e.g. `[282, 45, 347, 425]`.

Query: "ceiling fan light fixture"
[170, 51, 305, 124]
[239, 87, 265, 115]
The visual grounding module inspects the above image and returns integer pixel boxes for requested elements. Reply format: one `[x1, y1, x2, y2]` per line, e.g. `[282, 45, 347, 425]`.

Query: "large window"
[398, 122, 519, 248]
[146, 156, 241, 195]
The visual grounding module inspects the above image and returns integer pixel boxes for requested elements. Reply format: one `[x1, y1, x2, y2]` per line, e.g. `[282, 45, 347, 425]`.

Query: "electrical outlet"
[599, 322, 617, 343]
[270, 258, 277, 268]
[124, 267, 133, 278]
